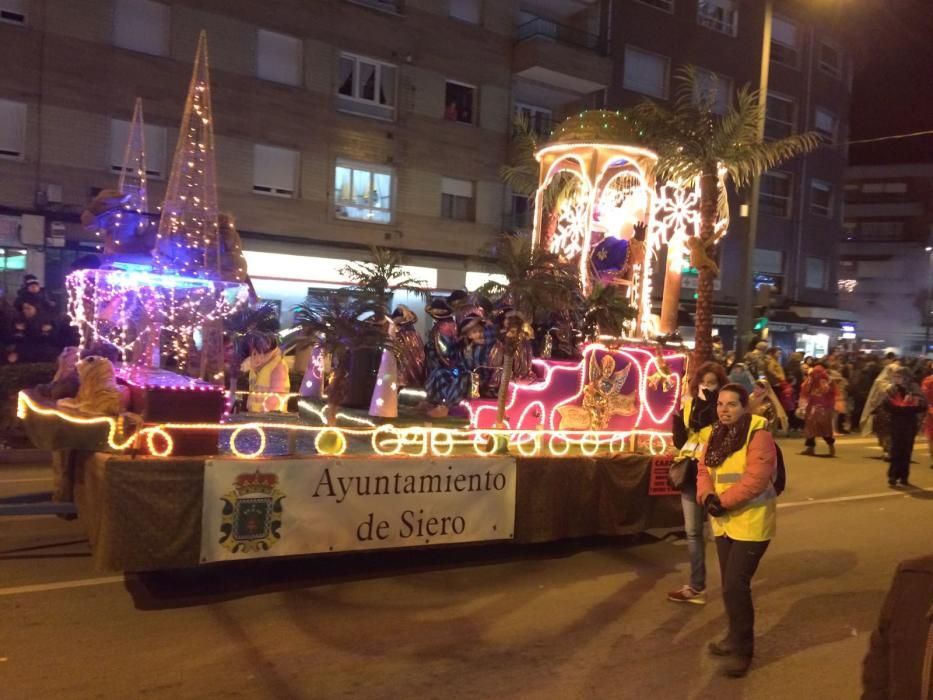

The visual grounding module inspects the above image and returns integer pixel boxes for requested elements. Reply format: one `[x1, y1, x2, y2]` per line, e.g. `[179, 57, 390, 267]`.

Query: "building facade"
[0, 0, 852, 346]
[840, 163, 933, 355]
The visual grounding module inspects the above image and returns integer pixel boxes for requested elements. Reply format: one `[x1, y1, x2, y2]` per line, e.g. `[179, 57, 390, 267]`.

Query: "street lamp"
[735, 0, 773, 354]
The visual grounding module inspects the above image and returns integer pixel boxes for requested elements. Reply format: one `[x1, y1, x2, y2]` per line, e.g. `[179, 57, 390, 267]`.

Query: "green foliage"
[224, 301, 281, 360]
[630, 65, 821, 219]
[474, 233, 581, 323]
[292, 291, 391, 367]
[339, 247, 429, 316]
[580, 282, 637, 339]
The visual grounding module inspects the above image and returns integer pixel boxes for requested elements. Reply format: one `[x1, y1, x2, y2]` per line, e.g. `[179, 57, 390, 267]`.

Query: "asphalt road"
[0, 436, 931, 700]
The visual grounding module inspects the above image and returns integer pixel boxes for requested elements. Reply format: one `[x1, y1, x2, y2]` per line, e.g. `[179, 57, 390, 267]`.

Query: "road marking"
[0, 575, 126, 597]
[779, 488, 932, 509]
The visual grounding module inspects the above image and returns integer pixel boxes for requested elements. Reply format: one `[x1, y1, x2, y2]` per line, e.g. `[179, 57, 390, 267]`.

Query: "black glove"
[704, 493, 727, 517]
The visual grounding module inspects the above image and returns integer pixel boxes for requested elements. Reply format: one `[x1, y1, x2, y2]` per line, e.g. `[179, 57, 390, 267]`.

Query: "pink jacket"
[697, 429, 777, 509]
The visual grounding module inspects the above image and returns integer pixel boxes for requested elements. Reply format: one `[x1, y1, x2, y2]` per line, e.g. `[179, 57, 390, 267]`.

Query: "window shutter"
[771, 17, 797, 47]
[441, 177, 473, 198]
[114, 0, 169, 56]
[257, 29, 303, 86]
[253, 144, 299, 197]
[0, 99, 26, 159]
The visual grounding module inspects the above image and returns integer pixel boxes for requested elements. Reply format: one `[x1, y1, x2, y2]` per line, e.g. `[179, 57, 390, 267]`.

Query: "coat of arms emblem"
[219, 470, 286, 553]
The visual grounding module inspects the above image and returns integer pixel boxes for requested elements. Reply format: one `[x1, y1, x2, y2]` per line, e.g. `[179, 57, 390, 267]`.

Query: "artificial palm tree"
[475, 232, 581, 324]
[223, 301, 281, 402]
[632, 66, 820, 362]
[579, 282, 637, 341]
[339, 247, 429, 316]
[292, 291, 390, 422]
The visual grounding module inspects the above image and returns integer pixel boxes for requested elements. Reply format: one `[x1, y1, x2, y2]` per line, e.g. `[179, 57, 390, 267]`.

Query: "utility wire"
[836, 129, 933, 148]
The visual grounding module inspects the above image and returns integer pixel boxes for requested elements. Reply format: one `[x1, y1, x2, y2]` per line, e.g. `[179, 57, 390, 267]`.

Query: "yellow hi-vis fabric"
[707, 414, 776, 542]
[677, 397, 714, 459]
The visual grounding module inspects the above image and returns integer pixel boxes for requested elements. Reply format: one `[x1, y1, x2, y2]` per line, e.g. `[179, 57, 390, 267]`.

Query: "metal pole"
[735, 0, 773, 354]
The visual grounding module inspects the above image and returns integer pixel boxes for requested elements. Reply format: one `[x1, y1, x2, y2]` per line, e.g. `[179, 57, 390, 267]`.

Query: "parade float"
[16, 35, 716, 573]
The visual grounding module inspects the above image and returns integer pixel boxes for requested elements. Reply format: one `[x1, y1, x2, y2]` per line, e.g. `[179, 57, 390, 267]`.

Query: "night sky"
[848, 0, 933, 164]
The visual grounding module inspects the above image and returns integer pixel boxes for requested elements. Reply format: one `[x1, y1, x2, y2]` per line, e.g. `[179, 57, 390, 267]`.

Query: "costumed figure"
[749, 379, 788, 435]
[538, 309, 582, 360]
[391, 305, 425, 388]
[458, 313, 494, 399]
[487, 309, 535, 397]
[423, 299, 465, 418]
[883, 368, 927, 487]
[798, 365, 838, 457]
[368, 316, 399, 419]
[243, 343, 290, 413]
[57, 356, 123, 416]
[727, 362, 756, 393]
[860, 362, 901, 459]
[743, 341, 769, 380]
[80, 188, 154, 257]
[36, 347, 81, 401]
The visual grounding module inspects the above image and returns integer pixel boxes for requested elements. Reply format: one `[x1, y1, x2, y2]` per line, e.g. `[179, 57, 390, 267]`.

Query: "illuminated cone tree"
[119, 97, 149, 217]
[154, 31, 220, 276]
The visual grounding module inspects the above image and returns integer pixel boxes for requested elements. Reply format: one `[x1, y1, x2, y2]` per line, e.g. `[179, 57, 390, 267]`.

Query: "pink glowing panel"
[465, 343, 685, 434]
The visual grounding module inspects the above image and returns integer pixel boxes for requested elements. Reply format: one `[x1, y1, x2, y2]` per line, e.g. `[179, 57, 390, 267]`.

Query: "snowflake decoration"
[651, 183, 699, 249]
[550, 189, 589, 261]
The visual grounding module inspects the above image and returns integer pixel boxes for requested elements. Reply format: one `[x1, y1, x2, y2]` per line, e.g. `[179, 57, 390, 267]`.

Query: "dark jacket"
[862, 555, 933, 700]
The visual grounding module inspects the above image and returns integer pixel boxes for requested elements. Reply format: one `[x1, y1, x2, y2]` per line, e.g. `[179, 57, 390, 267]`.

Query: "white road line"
[779, 488, 933, 509]
[0, 575, 126, 597]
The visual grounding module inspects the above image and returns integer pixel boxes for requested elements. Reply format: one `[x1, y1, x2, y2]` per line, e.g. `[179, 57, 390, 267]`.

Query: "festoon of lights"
[153, 30, 220, 278]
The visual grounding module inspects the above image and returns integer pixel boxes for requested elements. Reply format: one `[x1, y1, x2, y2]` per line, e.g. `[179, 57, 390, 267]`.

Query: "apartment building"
[0, 0, 854, 347]
[840, 163, 933, 354]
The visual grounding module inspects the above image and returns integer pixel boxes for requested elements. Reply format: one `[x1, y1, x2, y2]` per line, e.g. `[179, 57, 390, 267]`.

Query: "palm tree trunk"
[694, 266, 715, 363]
[659, 240, 683, 334]
[693, 168, 719, 364]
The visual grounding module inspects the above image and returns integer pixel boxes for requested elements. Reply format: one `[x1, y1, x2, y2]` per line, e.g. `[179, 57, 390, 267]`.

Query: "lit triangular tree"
[119, 97, 148, 216]
[154, 30, 220, 277]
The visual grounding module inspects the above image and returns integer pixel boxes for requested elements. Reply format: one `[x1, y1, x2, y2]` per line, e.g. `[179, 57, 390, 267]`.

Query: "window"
[853, 222, 906, 241]
[0, 99, 26, 160]
[693, 69, 732, 115]
[770, 15, 799, 68]
[514, 103, 552, 137]
[253, 145, 299, 198]
[623, 46, 669, 99]
[334, 161, 393, 223]
[814, 107, 837, 142]
[113, 0, 169, 56]
[765, 93, 796, 139]
[441, 177, 475, 221]
[257, 29, 303, 86]
[444, 81, 476, 124]
[753, 249, 784, 295]
[819, 41, 842, 79]
[109, 119, 167, 179]
[336, 53, 397, 121]
[805, 257, 827, 289]
[509, 194, 533, 229]
[347, 0, 401, 12]
[810, 179, 833, 217]
[759, 171, 792, 217]
[449, 0, 481, 23]
[635, 0, 674, 12]
[0, 0, 26, 25]
[697, 0, 738, 37]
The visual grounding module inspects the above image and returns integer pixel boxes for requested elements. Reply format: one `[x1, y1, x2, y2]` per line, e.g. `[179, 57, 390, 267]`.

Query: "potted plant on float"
[292, 290, 391, 424]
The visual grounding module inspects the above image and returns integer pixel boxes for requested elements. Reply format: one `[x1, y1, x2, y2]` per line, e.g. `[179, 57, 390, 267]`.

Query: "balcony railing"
[516, 16, 601, 52]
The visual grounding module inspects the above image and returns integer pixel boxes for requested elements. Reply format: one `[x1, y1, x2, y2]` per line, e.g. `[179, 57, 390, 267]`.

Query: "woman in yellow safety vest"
[697, 382, 778, 679]
[667, 361, 728, 605]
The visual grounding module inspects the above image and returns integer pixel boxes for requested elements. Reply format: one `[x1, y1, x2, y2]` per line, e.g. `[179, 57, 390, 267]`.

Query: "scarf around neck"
[704, 413, 753, 467]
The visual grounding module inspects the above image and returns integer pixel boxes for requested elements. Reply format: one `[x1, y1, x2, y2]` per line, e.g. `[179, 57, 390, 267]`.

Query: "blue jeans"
[681, 488, 706, 591]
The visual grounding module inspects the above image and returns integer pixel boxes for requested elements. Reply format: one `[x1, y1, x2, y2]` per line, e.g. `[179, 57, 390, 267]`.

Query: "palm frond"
[292, 291, 389, 362]
[339, 247, 430, 311]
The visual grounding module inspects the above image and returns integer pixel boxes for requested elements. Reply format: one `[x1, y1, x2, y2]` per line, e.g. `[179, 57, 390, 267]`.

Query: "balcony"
[513, 15, 611, 95]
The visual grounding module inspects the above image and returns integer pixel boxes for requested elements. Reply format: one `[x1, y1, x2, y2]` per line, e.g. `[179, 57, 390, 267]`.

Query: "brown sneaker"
[667, 585, 706, 605]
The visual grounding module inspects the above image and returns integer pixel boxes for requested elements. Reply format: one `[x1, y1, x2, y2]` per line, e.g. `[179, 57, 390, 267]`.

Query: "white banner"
[200, 457, 517, 563]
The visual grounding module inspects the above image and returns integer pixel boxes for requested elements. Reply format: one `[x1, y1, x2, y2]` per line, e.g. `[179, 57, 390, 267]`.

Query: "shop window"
[444, 81, 476, 124]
